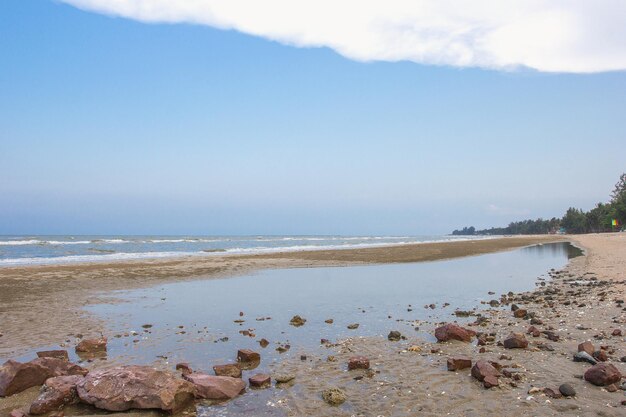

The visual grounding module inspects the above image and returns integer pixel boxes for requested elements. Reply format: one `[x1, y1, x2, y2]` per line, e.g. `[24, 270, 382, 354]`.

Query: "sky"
[1, 0, 625, 235]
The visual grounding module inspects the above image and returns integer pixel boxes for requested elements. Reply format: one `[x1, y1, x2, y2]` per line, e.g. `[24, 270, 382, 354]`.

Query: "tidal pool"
[84, 242, 579, 370]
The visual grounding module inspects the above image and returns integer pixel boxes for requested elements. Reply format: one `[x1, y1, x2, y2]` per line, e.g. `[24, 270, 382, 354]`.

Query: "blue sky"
[1, 0, 625, 235]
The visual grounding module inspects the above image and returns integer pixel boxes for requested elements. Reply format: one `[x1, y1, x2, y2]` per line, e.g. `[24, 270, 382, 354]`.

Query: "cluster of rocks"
[1, 336, 294, 416]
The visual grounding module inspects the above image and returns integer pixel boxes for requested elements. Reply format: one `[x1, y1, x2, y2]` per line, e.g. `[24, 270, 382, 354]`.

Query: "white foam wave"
[0, 240, 41, 246]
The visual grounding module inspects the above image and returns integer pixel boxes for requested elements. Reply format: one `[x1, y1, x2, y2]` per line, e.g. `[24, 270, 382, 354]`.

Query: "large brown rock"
[236, 349, 260, 363]
[0, 360, 50, 397]
[183, 373, 245, 400]
[213, 364, 242, 378]
[31, 358, 87, 378]
[75, 338, 107, 353]
[503, 333, 528, 349]
[30, 375, 83, 415]
[471, 360, 501, 388]
[583, 363, 622, 386]
[434, 324, 476, 343]
[77, 366, 195, 412]
[578, 341, 595, 355]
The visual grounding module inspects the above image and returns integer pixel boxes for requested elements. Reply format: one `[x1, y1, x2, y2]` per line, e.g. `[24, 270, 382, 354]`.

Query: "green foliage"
[451, 173, 625, 235]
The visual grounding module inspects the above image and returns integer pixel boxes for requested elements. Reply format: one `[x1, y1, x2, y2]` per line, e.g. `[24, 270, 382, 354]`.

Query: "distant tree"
[610, 173, 626, 202]
[610, 173, 626, 226]
[561, 208, 588, 234]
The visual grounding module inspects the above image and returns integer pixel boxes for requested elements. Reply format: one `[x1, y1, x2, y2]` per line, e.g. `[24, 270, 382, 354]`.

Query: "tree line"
[452, 173, 626, 235]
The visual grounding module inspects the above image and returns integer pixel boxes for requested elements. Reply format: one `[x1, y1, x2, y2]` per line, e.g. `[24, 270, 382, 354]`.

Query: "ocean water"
[0, 235, 494, 266]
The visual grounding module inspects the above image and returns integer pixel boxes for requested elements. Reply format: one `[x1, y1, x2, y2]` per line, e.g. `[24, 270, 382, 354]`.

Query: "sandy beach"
[1, 233, 625, 417]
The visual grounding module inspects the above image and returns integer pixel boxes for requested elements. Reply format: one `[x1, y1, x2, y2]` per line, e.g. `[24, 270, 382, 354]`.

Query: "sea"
[0, 235, 494, 266]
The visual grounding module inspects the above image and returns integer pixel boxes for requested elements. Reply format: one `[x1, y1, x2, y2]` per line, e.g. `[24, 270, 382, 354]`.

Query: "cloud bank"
[60, 0, 626, 73]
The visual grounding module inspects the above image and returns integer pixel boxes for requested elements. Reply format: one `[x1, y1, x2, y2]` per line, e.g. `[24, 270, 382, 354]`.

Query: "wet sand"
[0, 236, 560, 358]
[1, 233, 624, 416]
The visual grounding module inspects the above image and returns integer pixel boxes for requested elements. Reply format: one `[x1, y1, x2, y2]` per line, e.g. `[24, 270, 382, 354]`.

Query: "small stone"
[259, 338, 269, 348]
[347, 323, 359, 330]
[447, 357, 472, 371]
[175, 363, 193, 376]
[237, 349, 260, 363]
[573, 351, 597, 365]
[611, 329, 622, 337]
[289, 315, 306, 327]
[213, 364, 242, 378]
[348, 356, 370, 370]
[513, 309, 527, 318]
[75, 338, 107, 354]
[325, 319, 334, 324]
[387, 331, 402, 341]
[559, 383, 576, 397]
[248, 374, 271, 388]
[606, 383, 618, 392]
[322, 387, 346, 406]
[578, 341, 595, 356]
[36, 351, 69, 361]
[483, 375, 499, 388]
[434, 323, 476, 343]
[274, 374, 295, 384]
[503, 333, 528, 349]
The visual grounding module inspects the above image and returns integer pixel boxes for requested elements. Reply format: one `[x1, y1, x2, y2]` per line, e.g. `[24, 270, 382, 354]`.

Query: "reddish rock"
[612, 329, 622, 337]
[513, 309, 527, 318]
[175, 363, 193, 375]
[36, 351, 69, 361]
[348, 356, 370, 370]
[0, 360, 51, 397]
[503, 333, 528, 349]
[31, 358, 87, 378]
[75, 338, 107, 354]
[30, 375, 83, 415]
[213, 364, 242, 378]
[434, 324, 476, 343]
[606, 383, 618, 392]
[578, 341, 595, 356]
[9, 410, 27, 417]
[543, 387, 563, 399]
[447, 357, 472, 371]
[237, 349, 260, 363]
[248, 373, 271, 388]
[483, 375, 499, 388]
[471, 360, 501, 386]
[593, 350, 609, 362]
[583, 363, 622, 386]
[526, 326, 541, 338]
[183, 373, 245, 400]
[77, 366, 195, 412]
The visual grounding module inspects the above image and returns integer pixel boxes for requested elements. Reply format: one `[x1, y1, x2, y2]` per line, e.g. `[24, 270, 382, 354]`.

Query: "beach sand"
[1, 233, 625, 416]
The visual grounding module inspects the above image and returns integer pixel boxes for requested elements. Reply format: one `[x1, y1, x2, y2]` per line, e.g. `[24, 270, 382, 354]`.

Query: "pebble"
[322, 387, 346, 406]
[559, 383, 576, 397]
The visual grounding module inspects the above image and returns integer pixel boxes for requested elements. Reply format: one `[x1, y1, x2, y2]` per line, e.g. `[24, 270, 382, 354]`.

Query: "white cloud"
[60, 0, 626, 73]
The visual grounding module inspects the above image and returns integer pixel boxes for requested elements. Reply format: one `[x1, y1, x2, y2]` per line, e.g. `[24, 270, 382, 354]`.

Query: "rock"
[348, 356, 370, 370]
[434, 323, 476, 343]
[237, 349, 260, 363]
[75, 338, 107, 354]
[321, 387, 346, 406]
[77, 366, 195, 411]
[32, 358, 87, 378]
[289, 315, 306, 327]
[0, 358, 85, 398]
[213, 364, 242, 378]
[325, 319, 334, 324]
[447, 357, 472, 371]
[259, 338, 269, 348]
[543, 387, 562, 399]
[175, 363, 193, 375]
[578, 341, 595, 355]
[574, 351, 597, 365]
[248, 374, 271, 388]
[387, 331, 402, 341]
[471, 360, 501, 386]
[183, 373, 245, 400]
[606, 383, 618, 392]
[274, 374, 295, 384]
[30, 375, 83, 415]
[593, 349, 608, 362]
[513, 309, 527, 318]
[584, 363, 622, 386]
[527, 326, 541, 337]
[36, 351, 69, 361]
[483, 375, 499, 388]
[559, 383, 576, 397]
[612, 329, 622, 337]
[503, 333, 528, 349]
[347, 323, 359, 330]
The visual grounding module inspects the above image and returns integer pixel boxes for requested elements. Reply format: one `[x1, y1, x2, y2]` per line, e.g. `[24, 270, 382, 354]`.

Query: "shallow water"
[83, 243, 577, 371]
